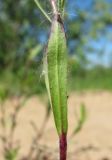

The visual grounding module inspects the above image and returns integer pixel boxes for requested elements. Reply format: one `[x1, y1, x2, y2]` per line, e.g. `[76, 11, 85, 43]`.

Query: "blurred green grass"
[69, 63, 112, 91]
[0, 59, 112, 99]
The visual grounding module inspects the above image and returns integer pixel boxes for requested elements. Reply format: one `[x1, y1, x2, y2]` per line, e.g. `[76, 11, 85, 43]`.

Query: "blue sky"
[38, 0, 112, 67]
[68, 0, 112, 67]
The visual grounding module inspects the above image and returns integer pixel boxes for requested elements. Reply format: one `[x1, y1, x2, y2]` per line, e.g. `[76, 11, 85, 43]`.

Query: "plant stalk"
[50, 0, 57, 14]
[59, 133, 67, 160]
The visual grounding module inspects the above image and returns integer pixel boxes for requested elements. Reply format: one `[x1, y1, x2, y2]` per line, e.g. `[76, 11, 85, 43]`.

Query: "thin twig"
[9, 97, 27, 147]
[0, 102, 7, 152]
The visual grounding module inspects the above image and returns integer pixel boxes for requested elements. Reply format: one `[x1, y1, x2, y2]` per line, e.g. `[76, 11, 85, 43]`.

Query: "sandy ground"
[0, 91, 112, 160]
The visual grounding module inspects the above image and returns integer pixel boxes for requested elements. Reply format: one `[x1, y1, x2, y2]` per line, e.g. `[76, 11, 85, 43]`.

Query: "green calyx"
[58, 0, 66, 15]
[44, 14, 68, 135]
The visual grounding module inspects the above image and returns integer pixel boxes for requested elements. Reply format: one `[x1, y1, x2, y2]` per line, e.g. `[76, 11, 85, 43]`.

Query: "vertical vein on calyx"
[44, 0, 68, 135]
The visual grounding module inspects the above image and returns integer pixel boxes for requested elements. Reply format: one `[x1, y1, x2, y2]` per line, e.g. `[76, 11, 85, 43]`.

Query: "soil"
[0, 91, 112, 160]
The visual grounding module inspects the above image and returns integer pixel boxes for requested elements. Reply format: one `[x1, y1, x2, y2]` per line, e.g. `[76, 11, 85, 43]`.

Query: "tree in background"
[0, 0, 112, 93]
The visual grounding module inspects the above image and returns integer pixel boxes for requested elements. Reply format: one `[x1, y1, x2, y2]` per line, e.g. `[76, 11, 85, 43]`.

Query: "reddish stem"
[59, 133, 67, 160]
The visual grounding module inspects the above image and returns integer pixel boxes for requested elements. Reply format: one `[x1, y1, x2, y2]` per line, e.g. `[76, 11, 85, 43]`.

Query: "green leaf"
[5, 148, 19, 160]
[34, 0, 51, 22]
[44, 15, 68, 135]
[28, 45, 42, 61]
[72, 103, 87, 136]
